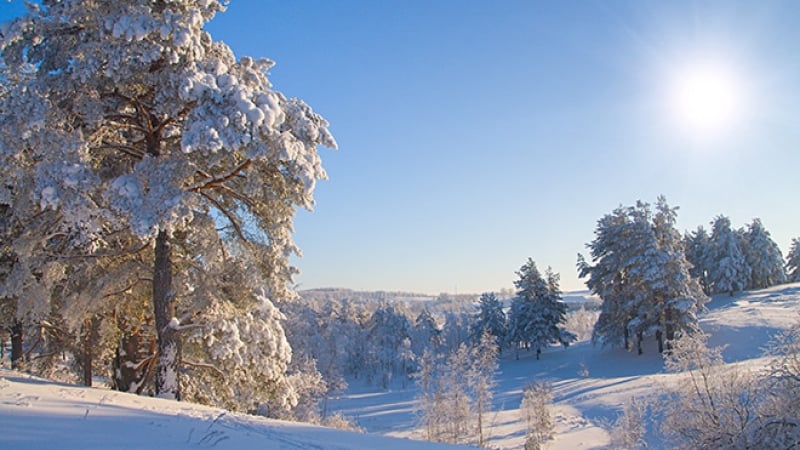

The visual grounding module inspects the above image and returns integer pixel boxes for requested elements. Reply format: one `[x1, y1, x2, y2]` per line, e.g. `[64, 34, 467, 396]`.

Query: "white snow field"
[0, 371, 472, 450]
[1, 283, 798, 449]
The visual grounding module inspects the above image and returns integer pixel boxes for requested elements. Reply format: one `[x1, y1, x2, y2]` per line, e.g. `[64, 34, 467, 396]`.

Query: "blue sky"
[3, 1, 800, 294]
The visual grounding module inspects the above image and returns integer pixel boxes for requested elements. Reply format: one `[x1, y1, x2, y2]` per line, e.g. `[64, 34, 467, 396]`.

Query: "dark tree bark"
[657, 330, 664, 354]
[10, 319, 23, 370]
[153, 229, 181, 399]
[112, 323, 155, 394]
[81, 316, 100, 386]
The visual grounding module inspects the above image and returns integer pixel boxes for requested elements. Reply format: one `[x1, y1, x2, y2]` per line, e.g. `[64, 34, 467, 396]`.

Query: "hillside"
[2, 283, 797, 449]
[0, 370, 472, 450]
[329, 283, 800, 449]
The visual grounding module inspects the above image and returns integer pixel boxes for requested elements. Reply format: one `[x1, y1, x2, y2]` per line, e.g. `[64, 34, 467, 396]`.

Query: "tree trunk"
[81, 316, 100, 386]
[656, 330, 664, 354]
[112, 325, 155, 394]
[10, 320, 23, 370]
[636, 331, 643, 355]
[624, 327, 630, 351]
[153, 229, 181, 400]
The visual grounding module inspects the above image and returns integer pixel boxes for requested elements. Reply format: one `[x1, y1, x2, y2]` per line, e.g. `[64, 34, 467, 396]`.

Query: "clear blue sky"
[3, 1, 799, 294]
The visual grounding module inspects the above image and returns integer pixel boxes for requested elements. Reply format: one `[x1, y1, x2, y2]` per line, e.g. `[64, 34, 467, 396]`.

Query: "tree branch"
[182, 359, 225, 378]
[99, 141, 146, 159]
[103, 277, 152, 299]
[198, 191, 247, 243]
[189, 159, 252, 192]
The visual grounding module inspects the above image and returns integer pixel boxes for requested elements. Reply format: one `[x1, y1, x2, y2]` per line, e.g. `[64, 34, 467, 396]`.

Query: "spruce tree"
[684, 226, 713, 294]
[508, 259, 574, 360]
[708, 215, 751, 296]
[787, 238, 800, 283]
[742, 218, 786, 289]
[580, 197, 706, 353]
[470, 292, 507, 346]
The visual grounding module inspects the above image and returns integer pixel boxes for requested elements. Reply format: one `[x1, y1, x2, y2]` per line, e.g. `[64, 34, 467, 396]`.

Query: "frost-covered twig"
[183, 359, 224, 378]
[189, 159, 251, 193]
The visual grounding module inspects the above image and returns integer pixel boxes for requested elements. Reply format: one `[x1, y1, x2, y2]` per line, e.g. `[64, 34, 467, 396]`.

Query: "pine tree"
[708, 215, 751, 296]
[580, 197, 706, 353]
[579, 205, 646, 350]
[742, 219, 786, 289]
[0, 1, 335, 399]
[470, 292, 506, 346]
[508, 259, 575, 360]
[412, 308, 442, 356]
[787, 238, 800, 282]
[684, 226, 713, 294]
[647, 196, 707, 352]
[367, 303, 412, 388]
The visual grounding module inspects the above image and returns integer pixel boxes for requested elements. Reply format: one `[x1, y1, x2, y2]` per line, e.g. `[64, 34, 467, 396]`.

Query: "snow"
[328, 283, 800, 449]
[0, 371, 473, 450]
[3, 283, 799, 449]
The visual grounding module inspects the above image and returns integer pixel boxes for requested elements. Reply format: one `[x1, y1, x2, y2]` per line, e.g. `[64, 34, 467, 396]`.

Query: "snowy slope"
[0, 370, 474, 450]
[329, 283, 800, 449]
[2, 284, 797, 450]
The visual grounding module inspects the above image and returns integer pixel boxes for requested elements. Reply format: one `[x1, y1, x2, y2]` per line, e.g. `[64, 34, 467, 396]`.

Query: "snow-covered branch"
[182, 359, 224, 378]
[198, 191, 246, 243]
[189, 159, 252, 193]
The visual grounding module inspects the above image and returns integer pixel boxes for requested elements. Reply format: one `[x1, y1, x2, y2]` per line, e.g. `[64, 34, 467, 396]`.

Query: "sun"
[669, 63, 744, 138]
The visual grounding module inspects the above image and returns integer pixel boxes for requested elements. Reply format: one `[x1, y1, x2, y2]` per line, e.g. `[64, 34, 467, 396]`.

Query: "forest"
[2, 2, 800, 449]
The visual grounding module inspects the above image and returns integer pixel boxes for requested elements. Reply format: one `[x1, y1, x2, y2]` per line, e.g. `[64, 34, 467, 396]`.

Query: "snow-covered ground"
[330, 283, 800, 449]
[2, 283, 798, 449]
[0, 371, 472, 449]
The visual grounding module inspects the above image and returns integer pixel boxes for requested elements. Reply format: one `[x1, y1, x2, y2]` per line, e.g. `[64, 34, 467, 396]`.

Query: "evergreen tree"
[578, 204, 647, 350]
[0, 0, 335, 399]
[742, 218, 786, 289]
[684, 226, 713, 294]
[508, 259, 575, 360]
[580, 197, 706, 353]
[787, 238, 800, 283]
[708, 215, 751, 296]
[412, 308, 442, 356]
[470, 292, 506, 346]
[367, 303, 412, 388]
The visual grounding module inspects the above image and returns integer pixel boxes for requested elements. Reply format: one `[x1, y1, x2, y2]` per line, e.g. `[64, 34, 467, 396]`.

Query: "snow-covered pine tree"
[708, 215, 751, 296]
[470, 292, 507, 347]
[578, 206, 636, 349]
[412, 308, 442, 357]
[508, 259, 575, 360]
[580, 197, 706, 354]
[441, 310, 472, 353]
[787, 238, 800, 283]
[646, 196, 707, 352]
[684, 226, 713, 294]
[742, 218, 786, 289]
[0, 1, 335, 399]
[367, 303, 412, 388]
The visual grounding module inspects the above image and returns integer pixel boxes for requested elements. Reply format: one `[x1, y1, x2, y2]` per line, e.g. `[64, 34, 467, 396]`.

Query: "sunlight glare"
[670, 63, 744, 138]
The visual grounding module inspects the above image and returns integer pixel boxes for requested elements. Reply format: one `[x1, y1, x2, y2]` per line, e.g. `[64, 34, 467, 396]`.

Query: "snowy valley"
[3, 282, 799, 449]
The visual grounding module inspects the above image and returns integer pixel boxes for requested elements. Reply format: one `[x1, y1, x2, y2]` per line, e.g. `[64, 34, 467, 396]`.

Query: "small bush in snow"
[660, 332, 762, 449]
